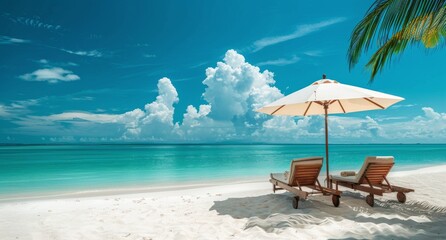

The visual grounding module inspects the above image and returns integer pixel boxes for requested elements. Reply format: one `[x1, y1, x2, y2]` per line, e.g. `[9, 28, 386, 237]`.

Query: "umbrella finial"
[322, 74, 326, 79]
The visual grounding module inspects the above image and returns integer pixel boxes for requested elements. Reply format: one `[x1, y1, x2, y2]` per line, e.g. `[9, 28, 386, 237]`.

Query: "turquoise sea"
[1, 144, 445, 199]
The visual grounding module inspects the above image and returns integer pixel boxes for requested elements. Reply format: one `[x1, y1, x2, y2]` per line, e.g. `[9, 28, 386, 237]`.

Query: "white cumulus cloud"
[135, 77, 180, 140]
[115, 109, 145, 137]
[7, 49, 446, 143]
[19, 67, 80, 83]
[380, 107, 446, 142]
[202, 49, 283, 121]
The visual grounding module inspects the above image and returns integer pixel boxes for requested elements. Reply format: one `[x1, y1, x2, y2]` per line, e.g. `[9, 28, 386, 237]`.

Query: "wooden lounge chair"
[270, 157, 341, 209]
[330, 156, 414, 207]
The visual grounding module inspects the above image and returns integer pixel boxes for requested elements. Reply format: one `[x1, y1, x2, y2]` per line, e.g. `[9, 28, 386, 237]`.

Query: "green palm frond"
[366, 9, 446, 79]
[422, 28, 441, 47]
[366, 32, 410, 79]
[348, 0, 446, 81]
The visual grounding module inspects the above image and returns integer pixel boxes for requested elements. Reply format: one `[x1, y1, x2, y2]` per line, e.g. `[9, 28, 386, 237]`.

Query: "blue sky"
[0, 0, 445, 143]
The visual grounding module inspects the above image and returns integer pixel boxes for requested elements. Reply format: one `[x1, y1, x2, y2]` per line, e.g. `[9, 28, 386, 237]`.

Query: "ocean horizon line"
[1, 142, 445, 146]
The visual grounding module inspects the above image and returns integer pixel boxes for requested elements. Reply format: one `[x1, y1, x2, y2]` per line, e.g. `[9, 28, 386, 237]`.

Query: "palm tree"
[348, 0, 446, 81]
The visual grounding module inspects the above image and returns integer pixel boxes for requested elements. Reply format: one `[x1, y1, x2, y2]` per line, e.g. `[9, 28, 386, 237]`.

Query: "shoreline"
[2, 163, 445, 203]
[1, 164, 446, 239]
[0, 177, 267, 203]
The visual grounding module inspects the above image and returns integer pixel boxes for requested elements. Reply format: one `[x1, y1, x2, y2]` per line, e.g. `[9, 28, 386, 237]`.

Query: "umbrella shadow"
[209, 191, 446, 239]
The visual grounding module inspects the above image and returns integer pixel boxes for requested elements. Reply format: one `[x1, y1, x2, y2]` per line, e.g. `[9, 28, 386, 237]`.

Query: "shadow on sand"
[210, 191, 446, 239]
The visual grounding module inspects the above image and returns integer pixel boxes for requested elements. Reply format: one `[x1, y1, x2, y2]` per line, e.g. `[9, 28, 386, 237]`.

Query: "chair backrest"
[288, 157, 323, 186]
[357, 156, 394, 185]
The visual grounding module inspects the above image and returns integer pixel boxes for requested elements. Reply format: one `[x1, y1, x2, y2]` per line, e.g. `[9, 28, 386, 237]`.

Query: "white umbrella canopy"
[257, 78, 404, 116]
[256, 75, 404, 188]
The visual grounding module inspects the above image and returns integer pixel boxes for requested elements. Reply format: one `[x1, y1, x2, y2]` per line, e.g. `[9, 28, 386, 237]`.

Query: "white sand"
[1, 166, 446, 240]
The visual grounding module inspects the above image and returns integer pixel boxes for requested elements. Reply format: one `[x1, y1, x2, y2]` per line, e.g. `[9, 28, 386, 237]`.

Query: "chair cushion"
[331, 174, 359, 183]
[340, 171, 356, 177]
[331, 156, 394, 184]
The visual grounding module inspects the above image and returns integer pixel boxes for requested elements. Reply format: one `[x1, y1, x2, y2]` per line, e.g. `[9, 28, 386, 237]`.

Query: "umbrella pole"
[324, 105, 331, 188]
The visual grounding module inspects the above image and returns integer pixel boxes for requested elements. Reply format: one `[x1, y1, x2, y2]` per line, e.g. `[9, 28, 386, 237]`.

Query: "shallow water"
[0, 144, 445, 197]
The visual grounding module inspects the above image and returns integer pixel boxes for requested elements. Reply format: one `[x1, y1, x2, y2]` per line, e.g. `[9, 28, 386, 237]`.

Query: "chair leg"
[332, 195, 340, 207]
[366, 194, 374, 207]
[397, 192, 406, 203]
[292, 196, 300, 209]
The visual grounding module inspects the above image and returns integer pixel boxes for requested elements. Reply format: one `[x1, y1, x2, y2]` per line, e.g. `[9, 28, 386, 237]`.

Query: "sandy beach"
[1, 165, 445, 240]
[2, 0, 446, 239]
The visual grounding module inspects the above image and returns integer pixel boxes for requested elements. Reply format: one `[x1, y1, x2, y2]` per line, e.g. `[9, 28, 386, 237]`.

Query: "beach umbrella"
[256, 75, 403, 187]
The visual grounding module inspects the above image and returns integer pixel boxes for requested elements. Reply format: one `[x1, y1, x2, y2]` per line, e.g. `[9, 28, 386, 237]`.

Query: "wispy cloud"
[143, 54, 156, 58]
[257, 55, 300, 66]
[116, 63, 159, 69]
[40, 112, 118, 123]
[0, 99, 41, 118]
[252, 17, 346, 52]
[8, 15, 62, 30]
[61, 49, 103, 57]
[37, 59, 78, 67]
[136, 43, 150, 47]
[10, 99, 40, 109]
[38, 59, 49, 64]
[0, 104, 10, 117]
[0, 35, 30, 44]
[374, 116, 408, 122]
[71, 96, 94, 101]
[171, 77, 196, 82]
[0, 94, 95, 120]
[189, 61, 209, 69]
[391, 104, 416, 109]
[303, 50, 324, 57]
[19, 67, 80, 83]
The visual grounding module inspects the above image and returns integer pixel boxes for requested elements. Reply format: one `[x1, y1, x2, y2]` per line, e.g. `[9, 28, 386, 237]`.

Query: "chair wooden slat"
[269, 157, 342, 208]
[331, 157, 414, 207]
